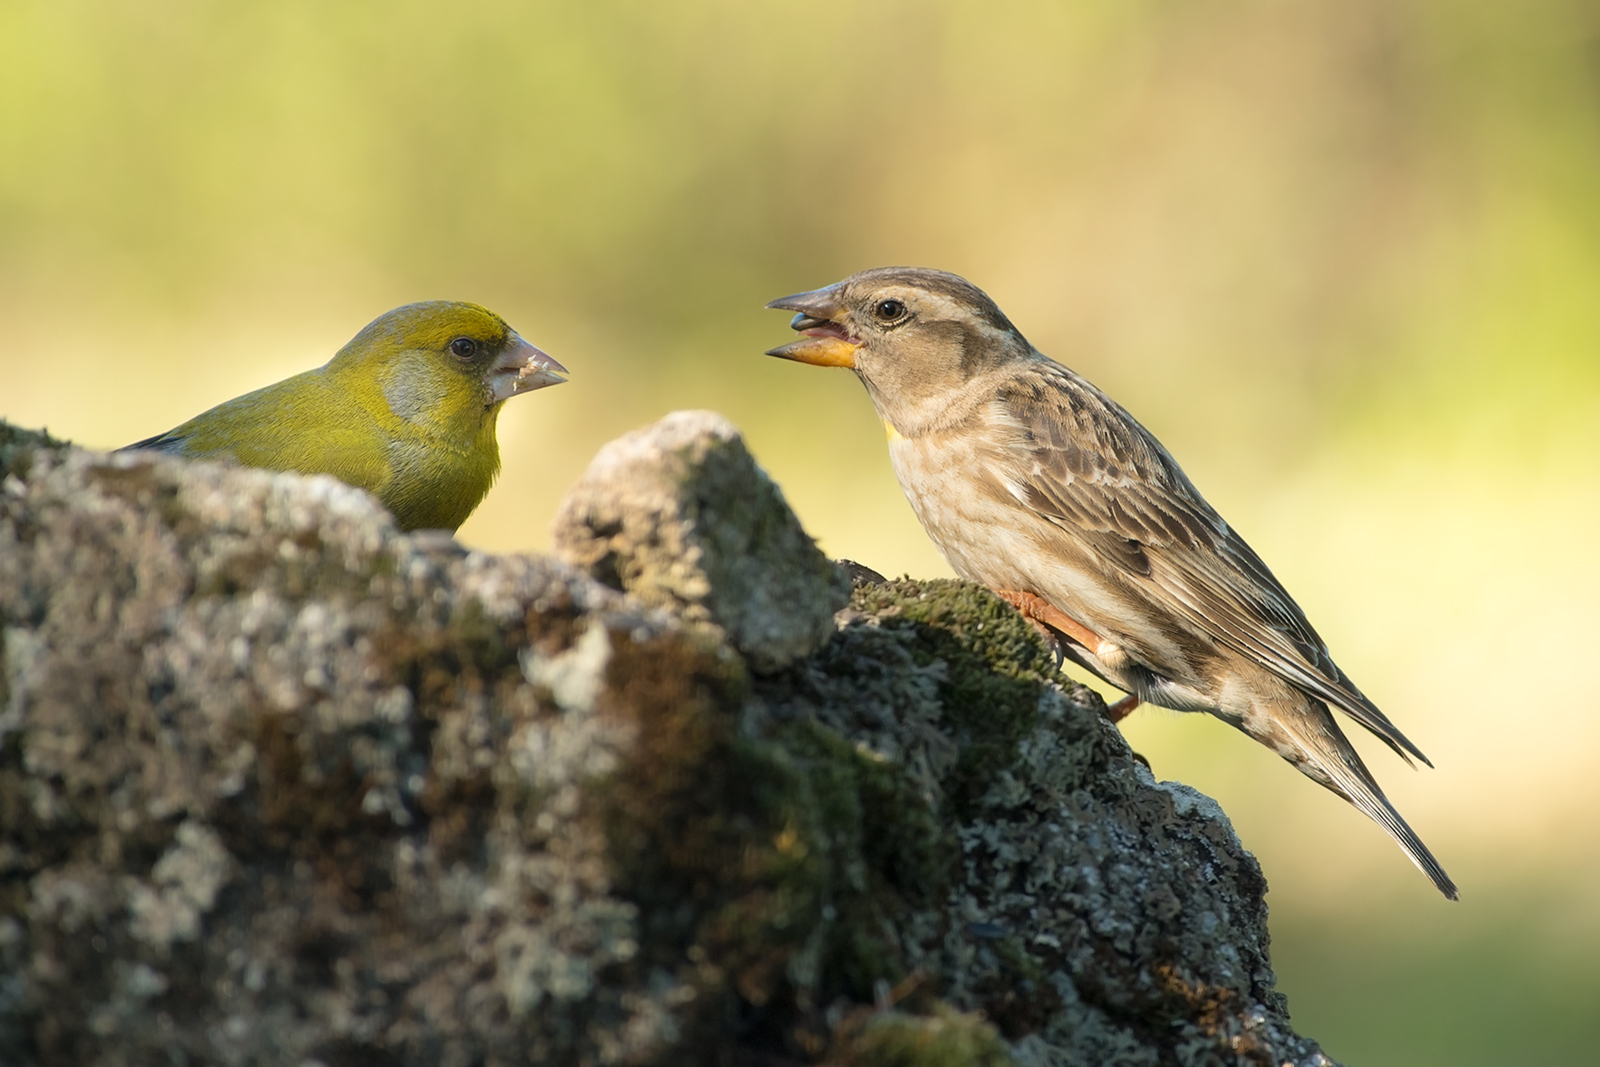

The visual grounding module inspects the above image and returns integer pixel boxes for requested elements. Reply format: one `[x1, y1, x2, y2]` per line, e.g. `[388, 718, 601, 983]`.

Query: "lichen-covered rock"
[552, 410, 850, 672]
[0, 442, 669, 1067]
[0, 417, 1335, 1067]
[747, 577, 1329, 1067]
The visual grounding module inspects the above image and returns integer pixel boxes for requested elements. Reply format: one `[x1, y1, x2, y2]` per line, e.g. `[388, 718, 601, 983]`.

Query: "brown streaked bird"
[766, 266, 1456, 899]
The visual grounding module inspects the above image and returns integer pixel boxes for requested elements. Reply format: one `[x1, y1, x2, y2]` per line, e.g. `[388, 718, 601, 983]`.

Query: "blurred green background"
[4, 1, 1597, 1061]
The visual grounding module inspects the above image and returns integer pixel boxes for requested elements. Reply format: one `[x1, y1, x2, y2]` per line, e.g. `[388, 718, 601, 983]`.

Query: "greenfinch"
[767, 267, 1455, 899]
[122, 301, 566, 532]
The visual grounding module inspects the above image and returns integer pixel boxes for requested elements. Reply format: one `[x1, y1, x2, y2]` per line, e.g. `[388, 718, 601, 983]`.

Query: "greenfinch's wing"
[121, 374, 394, 499]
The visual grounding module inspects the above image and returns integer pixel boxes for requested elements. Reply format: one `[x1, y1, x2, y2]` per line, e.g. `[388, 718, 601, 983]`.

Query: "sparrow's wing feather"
[992, 362, 1429, 766]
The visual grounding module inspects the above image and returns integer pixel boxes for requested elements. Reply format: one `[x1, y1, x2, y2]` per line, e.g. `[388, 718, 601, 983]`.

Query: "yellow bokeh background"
[4, 2, 1597, 1061]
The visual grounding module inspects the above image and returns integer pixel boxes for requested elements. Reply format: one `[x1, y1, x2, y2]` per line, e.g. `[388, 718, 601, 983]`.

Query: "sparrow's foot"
[1014, 615, 1067, 667]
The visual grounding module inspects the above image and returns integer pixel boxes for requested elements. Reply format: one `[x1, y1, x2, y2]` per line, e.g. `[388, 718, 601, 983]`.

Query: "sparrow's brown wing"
[992, 361, 1429, 766]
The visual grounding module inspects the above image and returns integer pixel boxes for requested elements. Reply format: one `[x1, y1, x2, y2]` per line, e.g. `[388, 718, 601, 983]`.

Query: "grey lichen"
[552, 409, 850, 672]
[0, 414, 1334, 1066]
[125, 820, 234, 953]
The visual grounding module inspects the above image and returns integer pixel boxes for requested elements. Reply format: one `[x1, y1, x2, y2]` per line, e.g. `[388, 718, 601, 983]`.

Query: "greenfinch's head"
[332, 301, 567, 430]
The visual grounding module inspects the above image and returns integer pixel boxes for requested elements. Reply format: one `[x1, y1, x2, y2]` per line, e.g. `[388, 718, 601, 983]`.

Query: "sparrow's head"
[765, 267, 1031, 422]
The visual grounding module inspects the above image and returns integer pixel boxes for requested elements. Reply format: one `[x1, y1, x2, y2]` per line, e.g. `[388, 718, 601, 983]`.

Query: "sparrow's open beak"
[491, 334, 568, 402]
[765, 286, 860, 368]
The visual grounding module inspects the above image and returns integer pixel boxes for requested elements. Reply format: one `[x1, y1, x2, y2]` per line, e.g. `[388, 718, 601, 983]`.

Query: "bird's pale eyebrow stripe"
[900, 292, 966, 319]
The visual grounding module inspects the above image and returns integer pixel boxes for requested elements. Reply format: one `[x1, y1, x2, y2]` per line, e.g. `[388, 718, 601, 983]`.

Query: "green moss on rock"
[842, 1005, 1011, 1067]
[847, 578, 1099, 812]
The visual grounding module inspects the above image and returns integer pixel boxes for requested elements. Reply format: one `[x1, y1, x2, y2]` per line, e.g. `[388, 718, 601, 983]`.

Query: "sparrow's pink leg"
[993, 588, 1143, 723]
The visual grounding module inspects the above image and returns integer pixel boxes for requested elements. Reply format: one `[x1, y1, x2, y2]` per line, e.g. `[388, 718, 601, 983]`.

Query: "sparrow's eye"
[874, 299, 907, 322]
[449, 337, 478, 360]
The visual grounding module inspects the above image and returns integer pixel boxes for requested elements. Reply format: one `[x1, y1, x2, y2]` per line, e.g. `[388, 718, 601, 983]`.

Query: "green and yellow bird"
[121, 301, 567, 532]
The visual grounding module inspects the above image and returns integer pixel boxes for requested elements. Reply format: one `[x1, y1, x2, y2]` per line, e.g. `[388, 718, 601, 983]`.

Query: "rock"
[752, 577, 1328, 1067]
[552, 410, 850, 672]
[0, 417, 1336, 1066]
[0, 421, 69, 480]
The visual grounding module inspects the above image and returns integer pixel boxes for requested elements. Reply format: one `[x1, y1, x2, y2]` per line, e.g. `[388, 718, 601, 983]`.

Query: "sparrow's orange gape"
[766, 266, 1456, 900]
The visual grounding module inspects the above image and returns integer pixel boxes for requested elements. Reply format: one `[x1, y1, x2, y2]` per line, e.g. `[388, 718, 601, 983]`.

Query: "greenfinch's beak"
[765, 286, 860, 368]
[492, 334, 568, 402]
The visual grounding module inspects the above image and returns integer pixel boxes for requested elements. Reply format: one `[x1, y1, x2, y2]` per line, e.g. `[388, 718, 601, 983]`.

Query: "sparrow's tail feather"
[1273, 697, 1458, 901]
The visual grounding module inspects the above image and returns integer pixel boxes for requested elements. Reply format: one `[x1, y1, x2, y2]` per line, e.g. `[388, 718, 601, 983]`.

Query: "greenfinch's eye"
[874, 299, 907, 322]
[449, 337, 478, 360]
